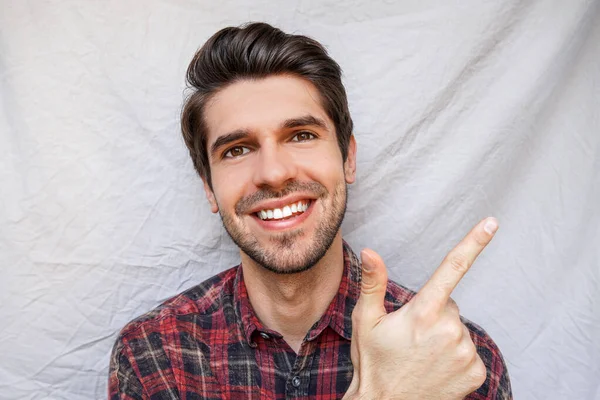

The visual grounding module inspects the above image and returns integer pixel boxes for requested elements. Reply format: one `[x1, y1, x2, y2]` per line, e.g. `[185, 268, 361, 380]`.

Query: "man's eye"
[292, 131, 317, 142]
[224, 146, 249, 158]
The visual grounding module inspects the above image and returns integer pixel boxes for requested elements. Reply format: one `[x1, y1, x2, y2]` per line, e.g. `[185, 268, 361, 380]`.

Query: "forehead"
[204, 75, 333, 143]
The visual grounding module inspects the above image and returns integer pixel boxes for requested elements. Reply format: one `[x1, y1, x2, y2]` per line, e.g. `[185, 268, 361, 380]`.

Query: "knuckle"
[444, 322, 464, 342]
[360, 281, 381, 296]
[411, 305, 435, 326]
[446, 298, 460, 314]
[470, 357, 487, 388]
[448, 251, 471, 274]
[456, 343, 475, 363]
[462, 323, 473, 339]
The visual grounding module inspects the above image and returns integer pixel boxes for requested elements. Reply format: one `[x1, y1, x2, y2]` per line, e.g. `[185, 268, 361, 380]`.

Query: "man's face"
[203, 75, 356, 274]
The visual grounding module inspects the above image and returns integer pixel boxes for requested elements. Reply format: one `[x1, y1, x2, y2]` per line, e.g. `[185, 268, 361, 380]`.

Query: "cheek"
[295, 148, 345, 183]
[211, 167, 251, 210]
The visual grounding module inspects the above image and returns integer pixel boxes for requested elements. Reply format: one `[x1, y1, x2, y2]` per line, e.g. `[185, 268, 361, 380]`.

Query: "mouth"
[254, 199, 312, 221]
[251, 199, 314, 230]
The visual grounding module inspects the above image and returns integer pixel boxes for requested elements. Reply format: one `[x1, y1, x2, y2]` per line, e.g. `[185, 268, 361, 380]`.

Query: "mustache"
[235, 181, 327, 215]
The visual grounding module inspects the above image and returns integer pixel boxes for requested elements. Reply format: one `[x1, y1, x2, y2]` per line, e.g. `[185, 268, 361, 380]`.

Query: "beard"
[219, 180, 347, 274]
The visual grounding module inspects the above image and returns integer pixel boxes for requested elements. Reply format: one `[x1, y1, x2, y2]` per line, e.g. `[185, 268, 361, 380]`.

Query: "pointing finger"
[416, 217, 498, 309]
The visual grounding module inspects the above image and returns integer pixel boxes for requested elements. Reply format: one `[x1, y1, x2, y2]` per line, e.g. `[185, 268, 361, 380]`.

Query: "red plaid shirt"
[109, 242, 512, 399]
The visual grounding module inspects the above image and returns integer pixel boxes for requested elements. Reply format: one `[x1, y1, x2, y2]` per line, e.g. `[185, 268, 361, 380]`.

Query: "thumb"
[354, 249, 388, 326]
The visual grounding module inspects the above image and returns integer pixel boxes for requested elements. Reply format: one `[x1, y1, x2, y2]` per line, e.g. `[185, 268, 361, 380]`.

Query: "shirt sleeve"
[462, 317, 513, 400]
[108, 338, 145, 400]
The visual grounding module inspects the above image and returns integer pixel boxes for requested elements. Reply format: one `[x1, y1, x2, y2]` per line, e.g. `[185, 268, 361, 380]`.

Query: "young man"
[109, 23, 512, 399]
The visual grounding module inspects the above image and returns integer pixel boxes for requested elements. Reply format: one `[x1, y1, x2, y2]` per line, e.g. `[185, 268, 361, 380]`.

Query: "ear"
[202, 179, 219, 213]
[344, 135, 357, 184]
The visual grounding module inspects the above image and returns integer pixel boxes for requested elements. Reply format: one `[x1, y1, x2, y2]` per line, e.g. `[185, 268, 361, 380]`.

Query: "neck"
[240, 233, 345, 353]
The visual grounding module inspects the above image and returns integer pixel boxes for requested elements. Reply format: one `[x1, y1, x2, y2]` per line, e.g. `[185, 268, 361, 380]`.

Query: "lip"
[247, 194, 317, 215]
[250, 199, 315, 231]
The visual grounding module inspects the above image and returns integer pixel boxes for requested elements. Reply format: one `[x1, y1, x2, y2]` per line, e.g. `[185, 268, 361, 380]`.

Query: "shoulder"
[116, 266, 238, 339]
[111, 265, 239, 362]
[109, 267, 237, 397]
[461, 316, 512, 399]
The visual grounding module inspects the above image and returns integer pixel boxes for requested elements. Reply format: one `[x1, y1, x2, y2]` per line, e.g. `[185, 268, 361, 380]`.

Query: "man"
[109, 22, 512, 399]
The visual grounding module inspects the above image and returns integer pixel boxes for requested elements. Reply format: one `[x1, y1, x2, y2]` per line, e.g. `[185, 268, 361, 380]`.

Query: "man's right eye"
[224, 146, 249, 158]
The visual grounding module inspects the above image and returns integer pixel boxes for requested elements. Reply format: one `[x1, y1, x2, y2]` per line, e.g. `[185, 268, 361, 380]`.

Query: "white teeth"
[282, 206, 292, 217]
[257, 200, 311, 221]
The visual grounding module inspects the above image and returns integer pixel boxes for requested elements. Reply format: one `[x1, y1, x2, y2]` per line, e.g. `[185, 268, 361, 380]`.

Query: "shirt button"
[259, 332, 270, 339]
[291, 376, 301, 388]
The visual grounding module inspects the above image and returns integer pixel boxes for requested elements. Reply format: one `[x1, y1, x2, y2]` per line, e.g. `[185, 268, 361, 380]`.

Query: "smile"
[255, 200, 312, 221]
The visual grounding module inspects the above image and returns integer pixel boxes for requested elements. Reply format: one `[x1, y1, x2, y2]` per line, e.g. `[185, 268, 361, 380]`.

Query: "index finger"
[416, 217, 498, 309]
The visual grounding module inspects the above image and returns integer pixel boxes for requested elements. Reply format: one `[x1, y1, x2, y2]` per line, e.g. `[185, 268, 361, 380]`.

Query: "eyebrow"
[209, 115, 329, 158]
[210, 129, 250, 158]
[280, 115, 328, 130]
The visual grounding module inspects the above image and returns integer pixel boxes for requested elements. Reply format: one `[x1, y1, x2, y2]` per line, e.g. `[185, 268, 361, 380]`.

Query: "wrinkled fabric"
[0, 1, 598, 399]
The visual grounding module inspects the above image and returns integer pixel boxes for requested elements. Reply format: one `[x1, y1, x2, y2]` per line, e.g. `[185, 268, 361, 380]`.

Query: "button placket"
[286, 341, 315, 397]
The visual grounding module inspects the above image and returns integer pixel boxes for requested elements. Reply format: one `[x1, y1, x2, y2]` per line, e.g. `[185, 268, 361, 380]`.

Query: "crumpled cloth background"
[1, 1, 599, 399]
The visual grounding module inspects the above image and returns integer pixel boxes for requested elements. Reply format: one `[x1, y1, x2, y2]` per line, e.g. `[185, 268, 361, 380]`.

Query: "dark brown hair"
[180, 22, 353, 189]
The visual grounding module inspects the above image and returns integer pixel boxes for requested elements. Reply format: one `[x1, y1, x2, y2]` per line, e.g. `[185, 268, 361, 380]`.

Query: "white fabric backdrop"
[1, 0, 599, 399]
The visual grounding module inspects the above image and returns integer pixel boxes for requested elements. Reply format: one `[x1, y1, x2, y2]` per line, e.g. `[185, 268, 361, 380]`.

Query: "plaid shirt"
[109, 242, 512, 399]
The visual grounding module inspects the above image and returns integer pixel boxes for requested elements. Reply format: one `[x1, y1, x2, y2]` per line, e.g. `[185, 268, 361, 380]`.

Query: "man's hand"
[344, 217, 499, 400]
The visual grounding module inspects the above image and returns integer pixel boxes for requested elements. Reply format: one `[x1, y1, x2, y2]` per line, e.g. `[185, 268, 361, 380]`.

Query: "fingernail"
[360, 250, 371, 272]
[484, 218, 498, 235]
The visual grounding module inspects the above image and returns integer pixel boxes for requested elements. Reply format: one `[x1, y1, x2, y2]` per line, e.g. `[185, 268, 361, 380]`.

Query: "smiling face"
[203, 75, 356, 274]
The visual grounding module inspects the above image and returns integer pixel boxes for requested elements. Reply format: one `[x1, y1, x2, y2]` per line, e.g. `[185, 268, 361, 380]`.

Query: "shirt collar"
[232, 265, 282, 347]
[233, 241, 362, 346]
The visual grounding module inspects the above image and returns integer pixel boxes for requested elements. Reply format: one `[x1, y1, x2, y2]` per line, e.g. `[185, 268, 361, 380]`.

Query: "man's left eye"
[292, 132, 317, 142]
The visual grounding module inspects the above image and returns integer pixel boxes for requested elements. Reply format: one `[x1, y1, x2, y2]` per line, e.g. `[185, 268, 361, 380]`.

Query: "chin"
[221, 181, 348, 275]
[244, 234, 334, 275]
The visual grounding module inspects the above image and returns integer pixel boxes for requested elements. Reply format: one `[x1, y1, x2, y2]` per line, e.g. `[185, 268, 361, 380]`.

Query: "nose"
[252, 142, 297, 190]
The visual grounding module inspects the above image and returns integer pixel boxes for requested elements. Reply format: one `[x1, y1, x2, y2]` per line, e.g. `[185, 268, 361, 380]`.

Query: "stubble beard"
[219, 180, 347, 274]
